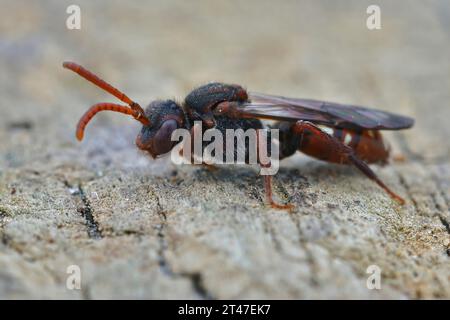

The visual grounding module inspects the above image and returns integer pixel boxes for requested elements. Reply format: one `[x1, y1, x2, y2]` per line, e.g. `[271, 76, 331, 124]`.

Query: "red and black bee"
[63, 61, 414, 209]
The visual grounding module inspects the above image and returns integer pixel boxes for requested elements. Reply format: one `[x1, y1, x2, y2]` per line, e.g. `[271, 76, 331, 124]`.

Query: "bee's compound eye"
[153, 119, 178, 155]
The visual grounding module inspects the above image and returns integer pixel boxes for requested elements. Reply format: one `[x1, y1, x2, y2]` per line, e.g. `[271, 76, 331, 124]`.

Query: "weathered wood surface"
[0, 0, 449, 299]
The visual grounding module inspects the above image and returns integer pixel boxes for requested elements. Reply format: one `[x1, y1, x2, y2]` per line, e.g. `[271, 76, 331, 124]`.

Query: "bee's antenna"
[75, 103, 150, 141]
[63, 61, 149, 122]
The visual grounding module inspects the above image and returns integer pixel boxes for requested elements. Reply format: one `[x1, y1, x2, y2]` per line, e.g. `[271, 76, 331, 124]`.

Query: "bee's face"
[135, 100, 184, 158]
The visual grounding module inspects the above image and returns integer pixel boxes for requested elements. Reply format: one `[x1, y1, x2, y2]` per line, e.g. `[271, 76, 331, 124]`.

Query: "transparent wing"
[239, 92, 415, 130]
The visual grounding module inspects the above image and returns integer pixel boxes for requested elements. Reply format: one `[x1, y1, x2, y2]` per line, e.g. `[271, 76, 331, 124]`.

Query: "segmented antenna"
[63, 61, 150, 140]
[75, 103, 148, 141]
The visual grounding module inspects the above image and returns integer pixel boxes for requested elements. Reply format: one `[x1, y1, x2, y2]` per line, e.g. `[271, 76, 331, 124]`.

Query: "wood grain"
[0, 0, 449, 299]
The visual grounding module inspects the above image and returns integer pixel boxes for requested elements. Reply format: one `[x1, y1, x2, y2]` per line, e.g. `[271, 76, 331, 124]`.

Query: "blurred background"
[1, 0, 449, 170]
[0, 0, 449, 299]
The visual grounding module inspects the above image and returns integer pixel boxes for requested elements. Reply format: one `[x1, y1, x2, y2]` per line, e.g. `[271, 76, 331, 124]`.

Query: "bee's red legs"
[263, 174, 294, 210]
[202, 164, 218, 171]
[176, 124, 218, 171]
[292, 121, 405, 205]
[257, 129, 294, 211]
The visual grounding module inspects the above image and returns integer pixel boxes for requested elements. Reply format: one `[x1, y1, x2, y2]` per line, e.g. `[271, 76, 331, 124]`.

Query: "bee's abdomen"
[275, 121, 390, 164]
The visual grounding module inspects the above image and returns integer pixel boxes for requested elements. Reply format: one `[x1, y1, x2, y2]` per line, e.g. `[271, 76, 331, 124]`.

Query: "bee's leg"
[262, 174, 294, 210]
[257, 129, 294, 210]
[176, 122, 219, 172]
[202, 163, 219, 171]
[292, 121, 405, 204]
[347, 152, 405, 204]
[177, 147, 218, 170]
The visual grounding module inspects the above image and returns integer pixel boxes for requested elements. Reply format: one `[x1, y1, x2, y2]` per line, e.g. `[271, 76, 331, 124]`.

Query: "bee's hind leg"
[292, 121, 405, 205]
[262, 174, 294, 211]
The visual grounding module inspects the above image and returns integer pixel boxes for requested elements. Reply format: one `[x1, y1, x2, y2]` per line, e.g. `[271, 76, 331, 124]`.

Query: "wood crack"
[152, 187, 215, 300]
[63, 180, 102, 239]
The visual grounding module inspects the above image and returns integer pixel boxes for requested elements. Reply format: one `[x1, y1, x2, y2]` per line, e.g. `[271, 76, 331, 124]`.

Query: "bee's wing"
[238, 92, 414, 130]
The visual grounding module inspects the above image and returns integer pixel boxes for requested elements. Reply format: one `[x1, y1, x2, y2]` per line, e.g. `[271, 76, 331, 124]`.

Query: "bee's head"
[135, 100, 185, 158]
[62, 61, 185, 158]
